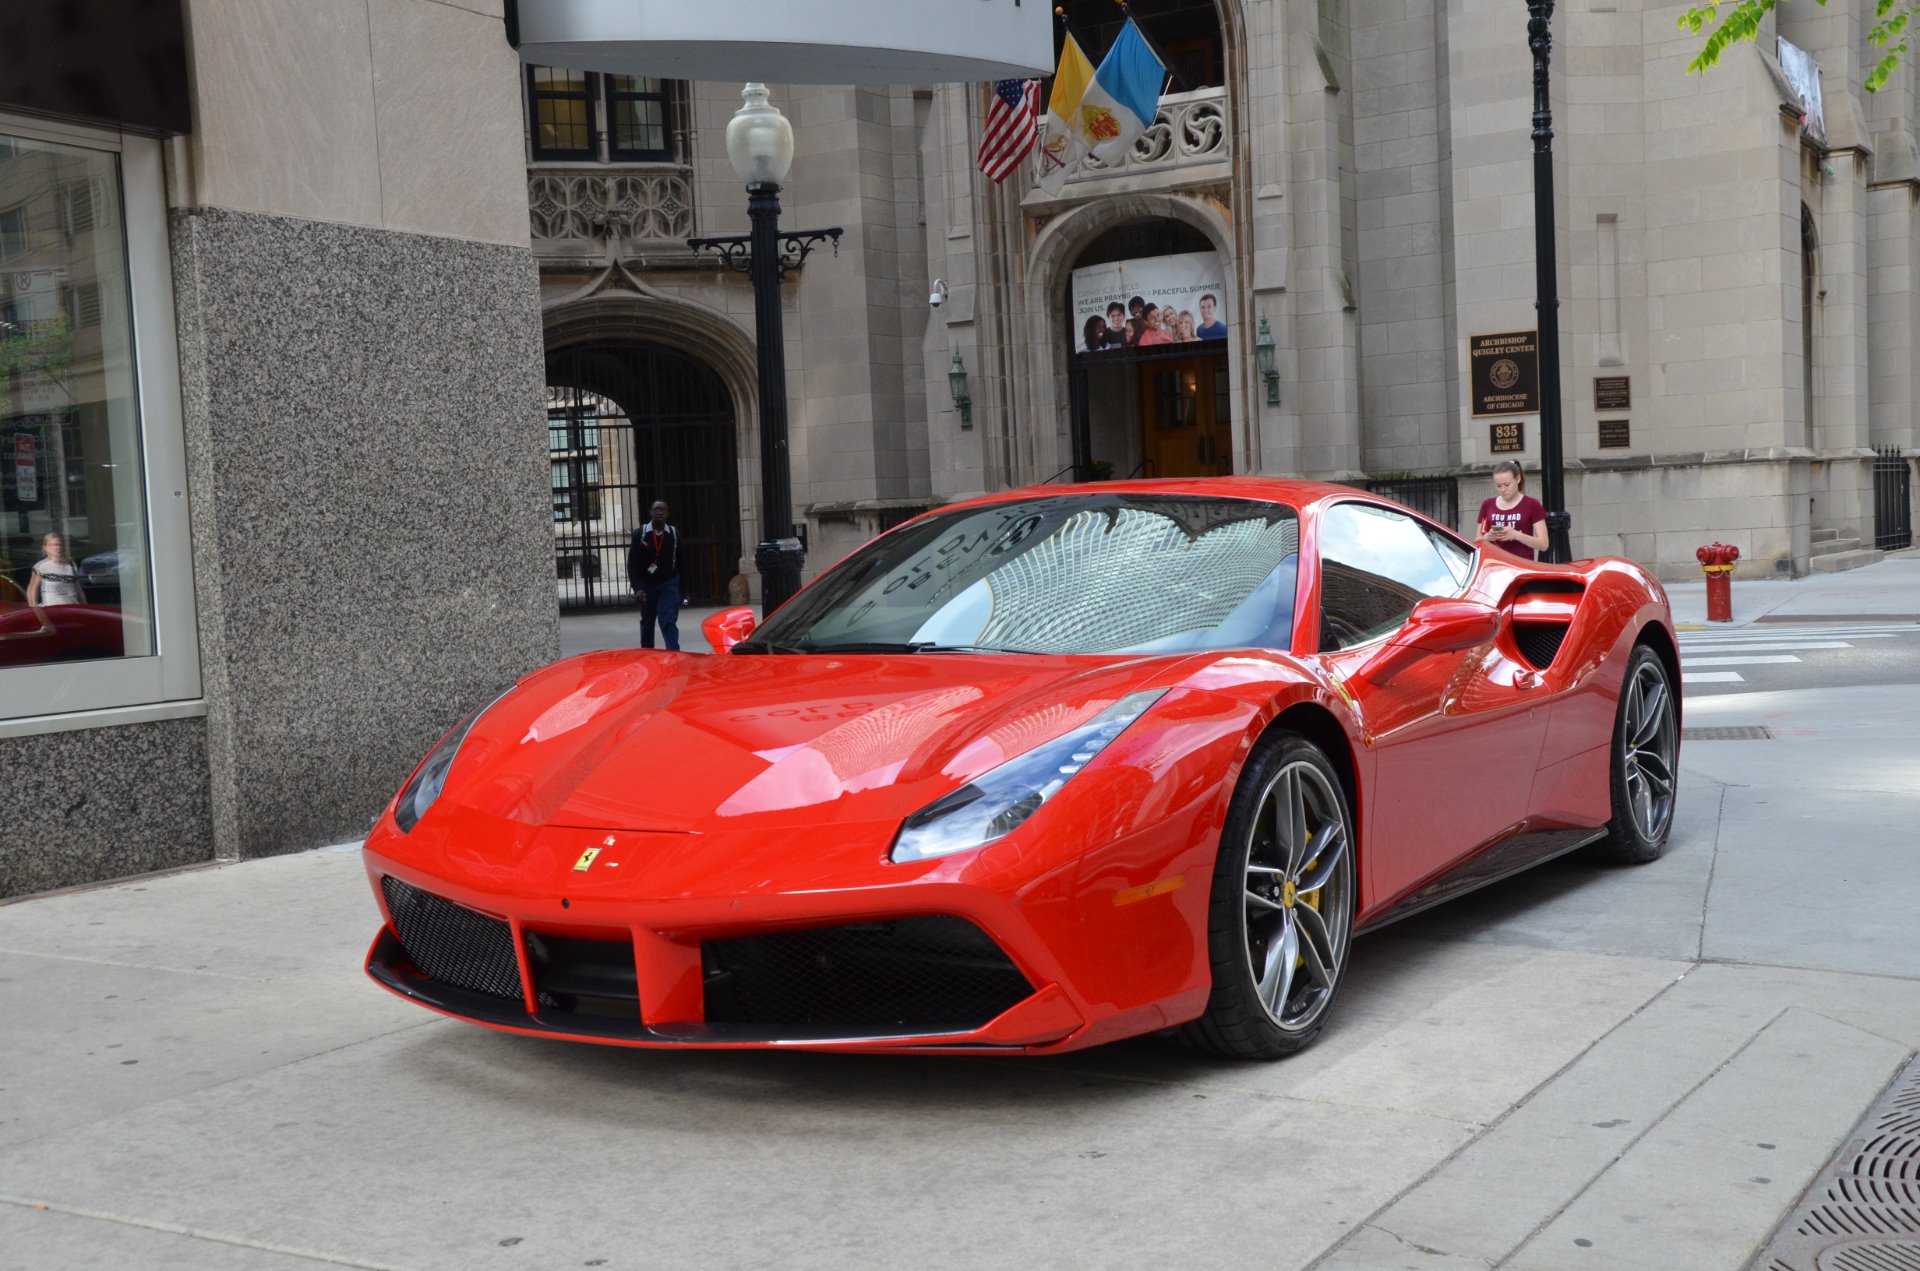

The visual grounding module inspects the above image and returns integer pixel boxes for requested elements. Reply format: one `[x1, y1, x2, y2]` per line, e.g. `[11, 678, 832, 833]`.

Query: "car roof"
[937, 475, 1380, 517]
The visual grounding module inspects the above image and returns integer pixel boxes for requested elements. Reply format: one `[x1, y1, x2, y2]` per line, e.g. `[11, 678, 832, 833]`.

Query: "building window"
[0, 204, 25, 260]
[2, 117, 200, 727]
[528, 66, 597, 160]
[1054, 0, 1224, 90]
[526, 66, 682, 164]
[605, 76, 674, 161]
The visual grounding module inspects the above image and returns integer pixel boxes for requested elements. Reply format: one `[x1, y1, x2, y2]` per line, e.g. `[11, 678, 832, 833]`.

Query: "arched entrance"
[544, 341, 740, 607]
[1066, 218, 1233, 480]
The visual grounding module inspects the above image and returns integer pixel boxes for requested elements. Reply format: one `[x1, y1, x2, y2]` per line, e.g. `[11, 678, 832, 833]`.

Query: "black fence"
[546, 343, 742, 609]
[1370, 476, 1462, 537]
[1875, 446, 1913, 552]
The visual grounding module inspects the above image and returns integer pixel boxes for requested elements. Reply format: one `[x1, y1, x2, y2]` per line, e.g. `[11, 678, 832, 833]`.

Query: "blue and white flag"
[1069, 20, 1167, 165]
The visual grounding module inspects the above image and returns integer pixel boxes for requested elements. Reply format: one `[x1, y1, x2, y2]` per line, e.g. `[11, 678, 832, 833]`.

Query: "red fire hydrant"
[1696, 541, 1740, 622]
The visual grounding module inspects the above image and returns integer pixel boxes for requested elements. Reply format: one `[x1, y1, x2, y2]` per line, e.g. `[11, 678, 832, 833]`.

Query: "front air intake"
[703, 916, 1033, 1034]
[380, 875, 524, 1001]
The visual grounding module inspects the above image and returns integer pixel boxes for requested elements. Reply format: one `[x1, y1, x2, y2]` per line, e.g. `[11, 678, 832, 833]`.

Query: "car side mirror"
[1359, 597, 1500, 685]
[701, 606, 758, 653]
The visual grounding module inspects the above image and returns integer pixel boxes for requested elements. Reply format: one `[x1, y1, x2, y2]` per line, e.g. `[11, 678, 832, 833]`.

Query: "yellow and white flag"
[1035, 34, 1095, 195]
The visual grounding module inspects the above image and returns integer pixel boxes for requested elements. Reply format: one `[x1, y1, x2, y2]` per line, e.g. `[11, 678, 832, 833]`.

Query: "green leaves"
[1679, 1, 1784, 77]
[1681, 0, 1915, 93]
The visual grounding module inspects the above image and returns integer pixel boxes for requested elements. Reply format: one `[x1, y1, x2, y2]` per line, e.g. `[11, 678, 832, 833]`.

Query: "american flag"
[977, 79, 1041, 183]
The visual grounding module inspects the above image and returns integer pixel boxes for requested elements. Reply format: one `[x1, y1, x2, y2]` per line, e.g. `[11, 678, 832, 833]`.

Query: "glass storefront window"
[0, 131, 151, 672]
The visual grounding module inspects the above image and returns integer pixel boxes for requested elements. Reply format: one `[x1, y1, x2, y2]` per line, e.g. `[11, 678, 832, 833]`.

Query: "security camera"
[929, 278, 948, 308]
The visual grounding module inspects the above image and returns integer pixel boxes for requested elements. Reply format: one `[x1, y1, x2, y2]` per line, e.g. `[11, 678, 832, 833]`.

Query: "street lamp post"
[688, 83, 842, 615]
[1528, 0, 1572, 564]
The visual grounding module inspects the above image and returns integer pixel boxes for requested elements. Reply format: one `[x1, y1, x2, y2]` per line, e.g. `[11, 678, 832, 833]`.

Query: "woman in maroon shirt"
[1478, 460, 1550, 560]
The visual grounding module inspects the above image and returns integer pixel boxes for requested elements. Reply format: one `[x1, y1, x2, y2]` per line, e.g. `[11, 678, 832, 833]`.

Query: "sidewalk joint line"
[1490, 1007, 1794, 1268]
[1303, 971, 1700, 1270]
[0, 1195, 407, 1270]
[1697, 782, 1729, 963]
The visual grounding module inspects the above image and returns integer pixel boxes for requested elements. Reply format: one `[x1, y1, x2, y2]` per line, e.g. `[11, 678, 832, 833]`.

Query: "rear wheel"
[1589, 645, 1678, 864]
[1184, 733, 1355, 1060]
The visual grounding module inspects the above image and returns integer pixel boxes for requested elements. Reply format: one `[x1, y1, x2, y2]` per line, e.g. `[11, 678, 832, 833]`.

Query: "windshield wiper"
[729, 639, 810, 654]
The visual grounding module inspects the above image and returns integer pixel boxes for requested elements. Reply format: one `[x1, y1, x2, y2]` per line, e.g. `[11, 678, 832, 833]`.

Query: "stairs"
[1809, 526, 1884, 573]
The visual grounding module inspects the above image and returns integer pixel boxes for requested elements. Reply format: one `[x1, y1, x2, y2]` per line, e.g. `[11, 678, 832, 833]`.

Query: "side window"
[1428, 526, 1475, 589]
[1318, 502, 1465, 652]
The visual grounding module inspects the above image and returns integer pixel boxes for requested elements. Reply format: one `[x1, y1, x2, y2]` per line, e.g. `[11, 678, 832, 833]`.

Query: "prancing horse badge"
[572, 847, 601, 872]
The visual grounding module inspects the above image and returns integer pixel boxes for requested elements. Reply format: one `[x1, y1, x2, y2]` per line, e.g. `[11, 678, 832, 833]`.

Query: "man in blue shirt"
[1196, 293, 1227, 340]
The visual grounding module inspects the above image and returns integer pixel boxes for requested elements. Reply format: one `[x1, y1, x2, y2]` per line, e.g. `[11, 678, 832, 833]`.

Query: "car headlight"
[890, 690, 1165, 863]
[392, 692, 508, 834]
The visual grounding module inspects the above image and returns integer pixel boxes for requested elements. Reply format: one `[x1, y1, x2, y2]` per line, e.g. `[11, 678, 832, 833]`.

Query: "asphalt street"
[2, 555, 1917, 1269]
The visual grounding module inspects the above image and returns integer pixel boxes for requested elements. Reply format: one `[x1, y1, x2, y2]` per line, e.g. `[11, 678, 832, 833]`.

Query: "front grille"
[1513, 621, 1568, 669]
[703, 916, 1033, 1034]
[380, 875, 523, 1001]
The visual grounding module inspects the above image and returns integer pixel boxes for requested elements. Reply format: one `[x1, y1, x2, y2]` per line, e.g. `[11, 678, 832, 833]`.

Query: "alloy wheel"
[1242, 760, 1352, 1033]
[1622, 659, 1678, 841]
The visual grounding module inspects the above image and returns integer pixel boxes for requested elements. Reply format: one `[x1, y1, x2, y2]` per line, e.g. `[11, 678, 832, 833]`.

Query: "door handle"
[1515, 670, 1541, 690]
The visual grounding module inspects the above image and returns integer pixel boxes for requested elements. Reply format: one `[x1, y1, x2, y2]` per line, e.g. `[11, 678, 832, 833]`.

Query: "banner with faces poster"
[1069, 251, 1229, 356]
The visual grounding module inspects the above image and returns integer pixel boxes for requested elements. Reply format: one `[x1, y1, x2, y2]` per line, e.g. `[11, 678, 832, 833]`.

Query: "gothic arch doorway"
[544, 341, 740, 607]
[1065, 218, 1233, 481]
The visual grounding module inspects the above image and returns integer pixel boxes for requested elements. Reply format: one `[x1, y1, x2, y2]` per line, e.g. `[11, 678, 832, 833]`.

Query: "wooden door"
[1138, 355, 1232, 478]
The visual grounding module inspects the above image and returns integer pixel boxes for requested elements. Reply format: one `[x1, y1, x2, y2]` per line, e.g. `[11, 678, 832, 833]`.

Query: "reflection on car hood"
[437, 649, 1185, 831]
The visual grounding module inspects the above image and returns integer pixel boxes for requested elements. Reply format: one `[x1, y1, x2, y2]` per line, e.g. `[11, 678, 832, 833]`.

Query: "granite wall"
[0, 718, 215, 897]
[171, 206, 557, 859]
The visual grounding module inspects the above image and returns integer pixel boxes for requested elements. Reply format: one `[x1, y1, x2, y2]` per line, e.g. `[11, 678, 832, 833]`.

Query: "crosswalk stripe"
[1684, 625, 1918, 639]
[1684, 671, 1746, 684]
[1675, 641, 1854, 654]
[1682, 654, 1803, 666]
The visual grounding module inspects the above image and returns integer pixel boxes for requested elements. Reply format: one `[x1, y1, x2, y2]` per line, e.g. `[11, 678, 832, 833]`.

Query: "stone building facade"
[539, 0, 1918, 592]
[1, 0, 555, 897]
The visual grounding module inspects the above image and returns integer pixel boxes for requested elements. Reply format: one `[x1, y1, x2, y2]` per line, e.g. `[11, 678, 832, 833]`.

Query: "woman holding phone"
[1478, 460, 1550, 560]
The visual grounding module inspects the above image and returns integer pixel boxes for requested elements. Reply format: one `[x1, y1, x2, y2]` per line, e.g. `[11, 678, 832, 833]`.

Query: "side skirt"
[1353, 826, 1607, 937]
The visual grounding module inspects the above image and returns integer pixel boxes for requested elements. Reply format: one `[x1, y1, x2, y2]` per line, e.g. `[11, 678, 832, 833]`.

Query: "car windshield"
[746, 493, 1300, 656]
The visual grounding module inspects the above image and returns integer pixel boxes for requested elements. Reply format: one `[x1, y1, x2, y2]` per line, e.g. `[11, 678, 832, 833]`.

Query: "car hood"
[434, 649, 1191, 832]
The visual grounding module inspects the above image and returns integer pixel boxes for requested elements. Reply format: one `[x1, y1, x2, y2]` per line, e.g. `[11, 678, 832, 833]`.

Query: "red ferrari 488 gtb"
[363, 478, 1679, 1059]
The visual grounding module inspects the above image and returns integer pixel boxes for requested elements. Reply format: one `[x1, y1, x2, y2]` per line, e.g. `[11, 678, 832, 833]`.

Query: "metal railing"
[1873, 445, 1913, 551]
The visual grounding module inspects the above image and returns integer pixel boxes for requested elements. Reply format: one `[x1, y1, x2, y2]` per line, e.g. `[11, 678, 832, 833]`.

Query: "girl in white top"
[27, 533, 87, 607]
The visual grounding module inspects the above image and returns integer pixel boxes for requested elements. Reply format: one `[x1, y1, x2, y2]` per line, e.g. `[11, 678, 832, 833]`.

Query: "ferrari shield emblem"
[572, 847, 601, 872]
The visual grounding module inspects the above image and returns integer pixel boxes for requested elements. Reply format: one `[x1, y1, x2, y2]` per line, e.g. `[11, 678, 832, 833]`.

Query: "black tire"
[1183, 732, 1356, 1060]
[1587, 644, 1679, 865]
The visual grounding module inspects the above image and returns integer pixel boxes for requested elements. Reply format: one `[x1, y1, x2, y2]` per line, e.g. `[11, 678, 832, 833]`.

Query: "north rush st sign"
[506, 0, 1052, 83]
[1468, 331, 1540, 418]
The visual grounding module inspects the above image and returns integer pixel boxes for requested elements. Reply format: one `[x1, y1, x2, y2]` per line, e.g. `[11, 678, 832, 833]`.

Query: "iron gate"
[1874, 445, 1913, 551]
[546, 342, 740, 608]
[1370, 475, 1462, 537]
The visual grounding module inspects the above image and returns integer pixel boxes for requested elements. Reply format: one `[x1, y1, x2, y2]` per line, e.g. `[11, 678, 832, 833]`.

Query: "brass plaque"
[1595, 375, 1630, 411]
[1490, 420, 1526, 454]
[1598, 418, 1631, 449]
[1469, 331, 1540, 417]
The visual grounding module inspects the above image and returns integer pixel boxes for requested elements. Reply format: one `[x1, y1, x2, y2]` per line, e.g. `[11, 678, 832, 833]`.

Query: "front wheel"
[1183, 733, 1356, 1060]
[1588, 644, 1679, 864]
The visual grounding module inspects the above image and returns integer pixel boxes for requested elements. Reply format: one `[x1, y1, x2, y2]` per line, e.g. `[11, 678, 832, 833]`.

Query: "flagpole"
[1115, 0, 1194, 92]
[1053, 5, 1093, 53]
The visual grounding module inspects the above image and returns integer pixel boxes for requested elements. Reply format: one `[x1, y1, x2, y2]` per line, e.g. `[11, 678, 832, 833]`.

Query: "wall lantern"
[948, 349, 973, 429]
[1254, 316, 1280, 406]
